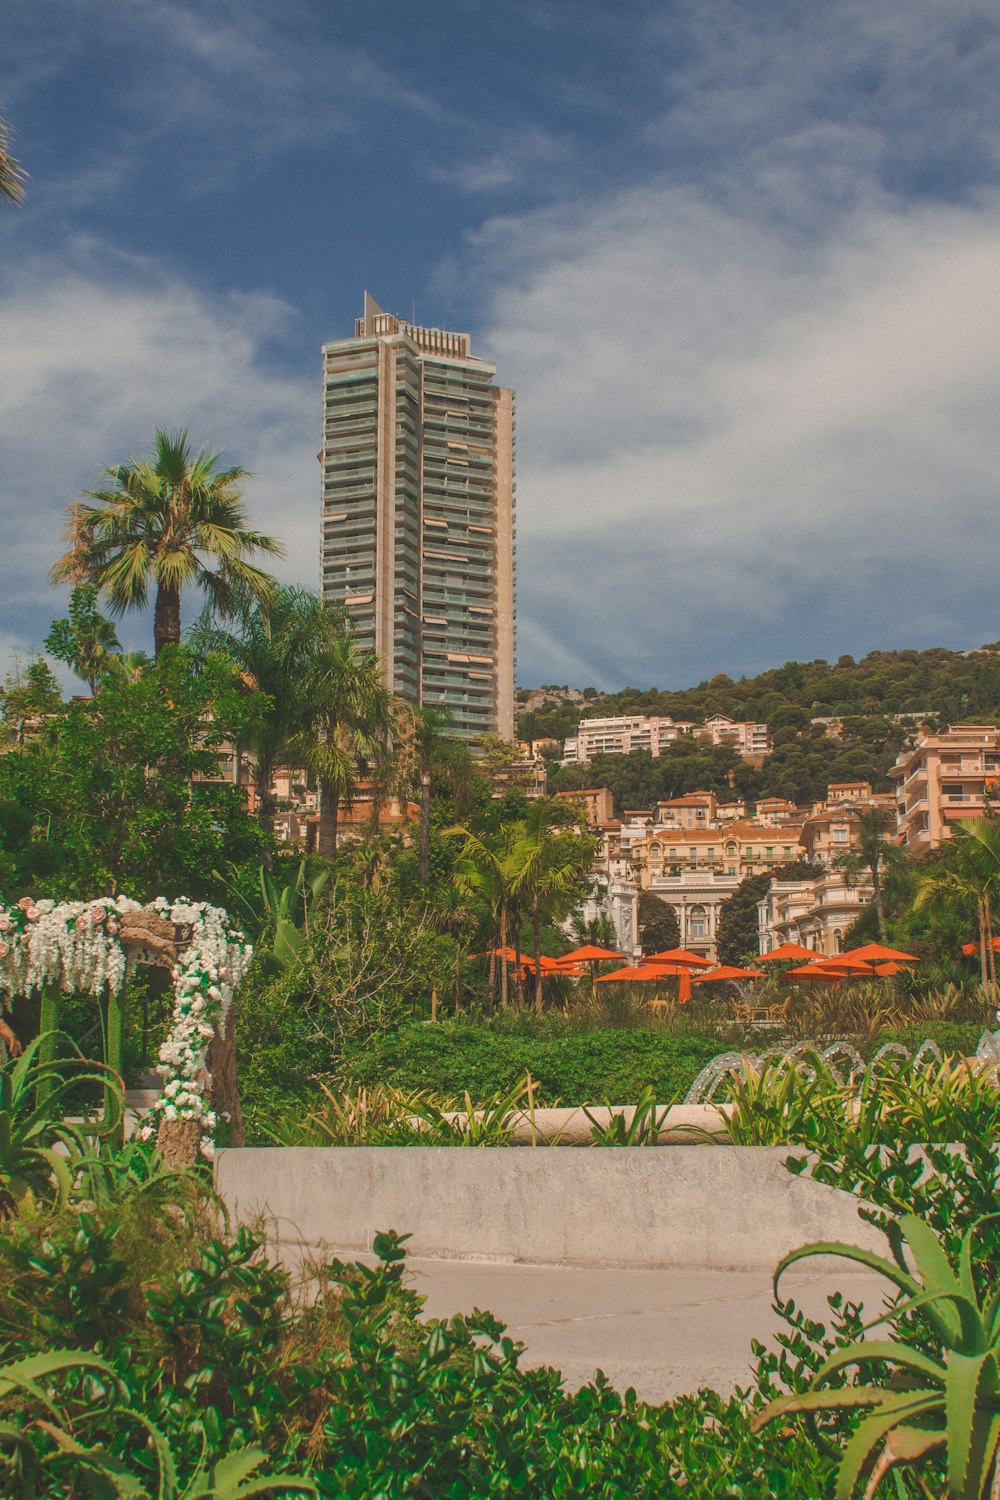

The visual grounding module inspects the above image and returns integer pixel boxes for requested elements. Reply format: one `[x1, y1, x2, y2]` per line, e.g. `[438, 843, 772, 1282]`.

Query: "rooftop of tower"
[353, 290, 473, 359]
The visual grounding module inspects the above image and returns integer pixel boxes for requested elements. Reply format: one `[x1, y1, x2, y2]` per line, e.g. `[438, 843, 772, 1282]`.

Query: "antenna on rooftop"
[412, 298, 416, 324]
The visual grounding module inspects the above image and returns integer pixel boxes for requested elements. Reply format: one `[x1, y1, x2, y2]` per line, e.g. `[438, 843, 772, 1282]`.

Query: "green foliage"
[757, 1213, 1000, 1499]
[724, 1050, 1000, 1150]
[637, 889, 680, 954]
[0, 1033, 121, 1214]
[43, 584, 122, 691]
[0, 645, 268, 901]
[342, 1021, 723, 1107]
[584, 1086, 670, 1145]
[0, 658, 62, 750]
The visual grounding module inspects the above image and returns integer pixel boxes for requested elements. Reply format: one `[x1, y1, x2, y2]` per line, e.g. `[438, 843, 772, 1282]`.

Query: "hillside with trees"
[517, 645, 1000, 744]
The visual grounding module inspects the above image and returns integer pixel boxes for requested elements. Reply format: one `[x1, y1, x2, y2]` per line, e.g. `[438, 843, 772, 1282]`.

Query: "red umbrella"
[785, 962, 848, 984]
[596, 963, 693, 1003]
[556, 943, 626, 985]
[558, 944, 625, 964]
[841, 943, 919, 965]
[644, 948, 713, 969]
[692, 964, 765, 982]
[817, 957, 883, 977]
[757, 942, 816, 963]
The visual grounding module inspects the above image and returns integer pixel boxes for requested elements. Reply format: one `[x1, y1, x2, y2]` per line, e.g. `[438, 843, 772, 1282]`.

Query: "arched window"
[688, 903, 707, 940]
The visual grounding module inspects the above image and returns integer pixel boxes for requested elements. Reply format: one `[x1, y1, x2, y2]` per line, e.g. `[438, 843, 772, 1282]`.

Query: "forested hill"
[517, 645, 1000, 745]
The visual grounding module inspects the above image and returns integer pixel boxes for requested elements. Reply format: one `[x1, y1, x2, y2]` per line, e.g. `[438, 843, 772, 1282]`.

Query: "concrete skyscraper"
[321, 293, 515, 740]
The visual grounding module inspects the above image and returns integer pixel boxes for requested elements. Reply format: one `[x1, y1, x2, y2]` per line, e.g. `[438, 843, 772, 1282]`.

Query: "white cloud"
[476, 178, 1000, 685]
[0, 249, 319, 658]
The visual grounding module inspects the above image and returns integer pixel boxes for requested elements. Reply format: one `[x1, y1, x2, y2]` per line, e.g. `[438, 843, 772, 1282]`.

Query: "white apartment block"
[562, 714, 695, 764]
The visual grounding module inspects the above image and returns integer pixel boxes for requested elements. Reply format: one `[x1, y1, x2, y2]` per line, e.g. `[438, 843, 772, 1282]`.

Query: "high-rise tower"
[320, 292, 515, 741]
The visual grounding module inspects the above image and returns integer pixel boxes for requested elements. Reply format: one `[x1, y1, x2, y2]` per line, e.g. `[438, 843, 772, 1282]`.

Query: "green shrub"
[342, 1022, 722, 1105]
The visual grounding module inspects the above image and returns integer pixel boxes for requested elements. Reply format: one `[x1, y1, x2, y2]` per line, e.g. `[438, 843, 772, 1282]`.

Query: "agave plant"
[585, 1085, 670, 1145]
[0, 1033, 122, 1214]
[754, 1212, 1000, 1499]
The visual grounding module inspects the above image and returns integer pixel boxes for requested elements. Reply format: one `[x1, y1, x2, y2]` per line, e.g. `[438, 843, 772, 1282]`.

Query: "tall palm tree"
[0, 116, 26, 206]
[449, 821, 524, 1010]
[511, 801, 594, 1012]
[51, 428, 282, 657]
[189, 586, 334, 842]
[291, 631, 394, 859]
[835, 807, 902, 942]
[916, 818, 1000, 985]
[394, 704, 475, 886]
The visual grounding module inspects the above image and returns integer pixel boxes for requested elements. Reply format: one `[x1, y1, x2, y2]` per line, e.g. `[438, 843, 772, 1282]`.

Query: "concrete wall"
[215, 1146, 882, 1272]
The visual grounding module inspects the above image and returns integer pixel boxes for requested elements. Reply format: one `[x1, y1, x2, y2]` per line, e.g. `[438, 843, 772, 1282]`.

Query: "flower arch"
[0, 895, 251, 1159]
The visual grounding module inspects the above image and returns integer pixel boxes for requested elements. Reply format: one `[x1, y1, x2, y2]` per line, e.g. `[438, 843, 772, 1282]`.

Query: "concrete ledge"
[417, 1103, 730, 1145]
[215, 1145, 882, 1271]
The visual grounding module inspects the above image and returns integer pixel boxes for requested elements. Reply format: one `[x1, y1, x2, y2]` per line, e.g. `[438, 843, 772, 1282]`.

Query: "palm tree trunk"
[153, 582, 181, 658]
[499, 906, 509, 1009]
[532, 890, 543, 1015]
[317, 780, 339, 859]
[987, 902, 997, 987]
[419, 769, 432, 886]
[979, 899, 990, 986]
[256, 754, 276, 840]
[870, 857, 889, 942]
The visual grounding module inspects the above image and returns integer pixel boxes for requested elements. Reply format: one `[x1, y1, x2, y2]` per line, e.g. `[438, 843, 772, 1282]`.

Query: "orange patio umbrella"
[556, 943, 626, 985]
[692, 964, 765, 982]
[644, 947, 714, 969]
[596, 962, 693, 1003]
[756, 942, 816, 963]
[840, 943, 919, 970]
[961, 938, 1000, 955]
[784, 961, 849, 984]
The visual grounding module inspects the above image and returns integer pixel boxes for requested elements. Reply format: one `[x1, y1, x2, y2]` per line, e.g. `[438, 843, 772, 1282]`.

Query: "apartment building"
[321, 292, 515, 740]
[890, 724, 1000, 847]
[561, 714, 694, 765]
[699, 714, 772, 759]
[758, 868, 872, 957]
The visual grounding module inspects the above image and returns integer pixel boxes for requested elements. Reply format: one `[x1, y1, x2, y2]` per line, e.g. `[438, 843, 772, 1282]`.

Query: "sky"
[3, 0, 1000, 693]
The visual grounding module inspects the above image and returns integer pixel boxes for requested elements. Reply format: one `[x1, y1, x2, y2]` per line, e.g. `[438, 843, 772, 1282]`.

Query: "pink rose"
[77, 912, 91, 930]
[0, 915, 10, 933]
[90, 905, 106, 924]
[25, 906, 39, 922]
[0, 942, 9, 959]
[17, 898, 32, 912]
[107, 919, 120, 936]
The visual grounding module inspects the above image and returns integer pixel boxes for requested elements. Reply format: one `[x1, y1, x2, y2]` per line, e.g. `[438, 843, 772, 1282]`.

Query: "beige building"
[699, 714, 772, 759]
[321, 292, 515, 741]
[758, 869, 871, 957]
[561, 714, 694, 764]
[890, 724, 1000, 847]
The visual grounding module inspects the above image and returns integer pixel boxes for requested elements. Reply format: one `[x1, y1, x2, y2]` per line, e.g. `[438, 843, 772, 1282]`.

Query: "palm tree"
[189, 586, 333, 842]
[0, 116, 26, 206]
[835, 808, 902, 942]
[511, 802, 594, 1013]
[51, 429, 282, 657]
[394, 705, 475, 886]
[449, 822, 524, 1009]
[291, 631, 394, 859]
[916, 818, 1000, 985]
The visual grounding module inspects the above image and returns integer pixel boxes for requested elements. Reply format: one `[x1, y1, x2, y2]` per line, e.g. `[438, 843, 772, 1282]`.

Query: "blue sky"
[3, 0, 1000, 692]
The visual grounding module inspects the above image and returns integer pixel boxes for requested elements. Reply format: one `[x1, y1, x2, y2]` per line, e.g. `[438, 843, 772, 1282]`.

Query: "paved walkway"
[352, 1255, 887, 1404]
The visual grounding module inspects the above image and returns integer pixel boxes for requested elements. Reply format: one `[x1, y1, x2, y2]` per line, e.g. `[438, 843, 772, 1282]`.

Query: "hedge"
[343, 1023, 724, 1105]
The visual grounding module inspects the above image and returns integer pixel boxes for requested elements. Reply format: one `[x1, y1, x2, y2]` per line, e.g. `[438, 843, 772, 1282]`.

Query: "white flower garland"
[0, 894, 251, 1158]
